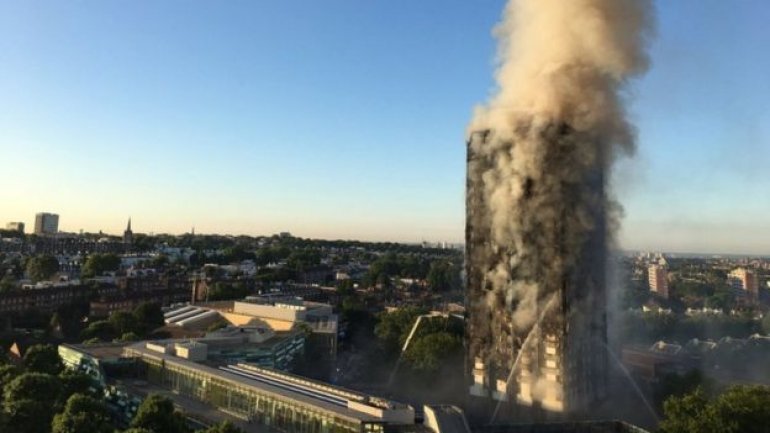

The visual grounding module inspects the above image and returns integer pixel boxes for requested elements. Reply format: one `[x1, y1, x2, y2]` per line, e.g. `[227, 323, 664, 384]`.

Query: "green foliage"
[659, 387, 711, 433]
[150, 254, 169, 269]
[23, 344, 64, 375]
[109, 311, 138, 336]
[80, 320, 117, 342]
[618, 310, 760, 345]
[254, 246, 291, 266]
[51, 394, 113, 433]
[58, 370, 94, 399]
[202, 420, 246, 433]
[404, 332, 462, 372]
[654, 370, 713, 410]
[131, 394, 191, 433]
[0, 364, 20, 390]
[208, 282, 250, 301]
[286, 249, 321, 271]
[132, 302, 165, 333]
[3, 373, 63, 433]
[426, 259, 461, 292]
[374, 307, 428, 355]
[222, 245, 256, 264]
[25, 255, 59, 282]
[0, 274, 17, 293]
[82, 302, 164, 342]
[117, 332, 141, 342]
[660, 385, 770, 433]
[81, 253, 121, 278]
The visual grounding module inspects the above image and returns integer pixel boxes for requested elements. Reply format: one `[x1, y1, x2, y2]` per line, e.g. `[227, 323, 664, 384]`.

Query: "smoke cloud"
[467, 0, 654, 411]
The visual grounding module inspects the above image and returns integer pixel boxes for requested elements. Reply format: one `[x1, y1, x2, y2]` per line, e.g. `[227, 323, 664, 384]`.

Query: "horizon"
[2, 1, 769, 254]
[11, 223, 770, 258]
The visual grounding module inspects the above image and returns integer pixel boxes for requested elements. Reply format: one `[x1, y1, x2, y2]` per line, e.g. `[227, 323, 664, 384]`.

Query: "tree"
[0, 364, 20, 390]
[426, 260, 460, 292]
[131, 394, 191, 433]
[109, 311, 139, 336]
[0, 274, 16, 293]
[80, 320, 117, 342]
[81, 253, 121, 278]
[116, 332, 140, 342]
[3, 373, 62, 433]
[374, 307, 427, 355]
[660, 385, 770, 433]
[654, 370, 713, 410]
[203, 421, 246, 433]
[25, 255, 59, 282]
[52, 394, 114, 433]
[59, 369, 94, 399]
[23, 344, 64, 375]
[404, 332, 462, 372]
[133, 302, 165, 333]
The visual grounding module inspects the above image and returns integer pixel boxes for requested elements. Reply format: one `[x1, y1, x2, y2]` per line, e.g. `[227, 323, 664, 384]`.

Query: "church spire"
[123, 217, 133, 248]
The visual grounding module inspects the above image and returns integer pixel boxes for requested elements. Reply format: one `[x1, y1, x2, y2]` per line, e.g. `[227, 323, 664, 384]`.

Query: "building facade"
[648, 265, 669, 299]
[34, 212, 59, 235]
[465, 130, 608, 416]
[5, 222, 24, 233]
[123, 343, 414, 433]
[728, 268, 759, 303]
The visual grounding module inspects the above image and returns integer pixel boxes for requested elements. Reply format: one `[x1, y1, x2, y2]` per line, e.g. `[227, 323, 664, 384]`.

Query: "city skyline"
[1, 1, 769, 254]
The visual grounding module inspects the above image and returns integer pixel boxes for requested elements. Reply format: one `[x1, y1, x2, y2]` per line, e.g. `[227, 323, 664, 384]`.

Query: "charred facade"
[466, 126, 609, 416]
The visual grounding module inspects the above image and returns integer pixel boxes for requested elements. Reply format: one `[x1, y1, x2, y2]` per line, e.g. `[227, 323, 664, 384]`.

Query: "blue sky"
[0, 1, 768, 254]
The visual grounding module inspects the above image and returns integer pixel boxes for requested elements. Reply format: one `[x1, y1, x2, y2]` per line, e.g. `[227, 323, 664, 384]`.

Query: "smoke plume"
[466, 0, 654, 412]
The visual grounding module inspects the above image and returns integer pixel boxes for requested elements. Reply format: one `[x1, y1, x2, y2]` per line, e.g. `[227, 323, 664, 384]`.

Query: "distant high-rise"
[5, 222, 24, 233]
[34, 213, 59, 235]
[648, 265, 669, 299]
[728, 268, 759, 303]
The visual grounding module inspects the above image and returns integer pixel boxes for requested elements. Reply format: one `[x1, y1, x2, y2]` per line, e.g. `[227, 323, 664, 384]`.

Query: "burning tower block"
[466, 128, 609, 417]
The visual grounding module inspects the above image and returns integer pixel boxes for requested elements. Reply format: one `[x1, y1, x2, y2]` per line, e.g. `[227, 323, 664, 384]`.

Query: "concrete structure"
[424, 405, 471, 433]
[34, 212, 59, 235]
[174, 341, 208, 361]
[122, 342, 415, 433]
[465, 131, 608, 416]
[5, 222, 24, 233]
[728, 268, 759, 302]
[647, 265, 669, 299]
[164, 298, 338, 371]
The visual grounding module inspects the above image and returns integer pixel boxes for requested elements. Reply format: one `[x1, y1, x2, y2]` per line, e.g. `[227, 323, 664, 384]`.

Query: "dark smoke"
[466, 0, 654, 412]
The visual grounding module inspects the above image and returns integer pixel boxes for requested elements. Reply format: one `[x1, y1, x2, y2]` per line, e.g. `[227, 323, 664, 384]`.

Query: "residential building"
[34, 212, 59, 235]
[5, 222, 24, 233]
[466, 131, 608, 415]
[648, 265, 669, 299]
[728, 268, 759, 302]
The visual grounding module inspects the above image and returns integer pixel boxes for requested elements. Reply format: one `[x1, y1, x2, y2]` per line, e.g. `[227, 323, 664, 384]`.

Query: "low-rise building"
[59, 340, 416, 433]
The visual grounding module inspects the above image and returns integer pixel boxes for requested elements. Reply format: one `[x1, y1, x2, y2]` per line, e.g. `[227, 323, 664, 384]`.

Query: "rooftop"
[124, 343, 414, 424]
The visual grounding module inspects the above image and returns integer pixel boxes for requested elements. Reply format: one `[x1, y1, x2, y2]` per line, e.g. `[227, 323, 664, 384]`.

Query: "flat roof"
[60, 342, 132, 360]
[125, 344, 387, 424]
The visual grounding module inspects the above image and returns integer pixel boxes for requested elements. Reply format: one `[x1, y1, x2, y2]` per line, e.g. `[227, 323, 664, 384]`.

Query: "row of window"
[140, 357, 380, 433]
